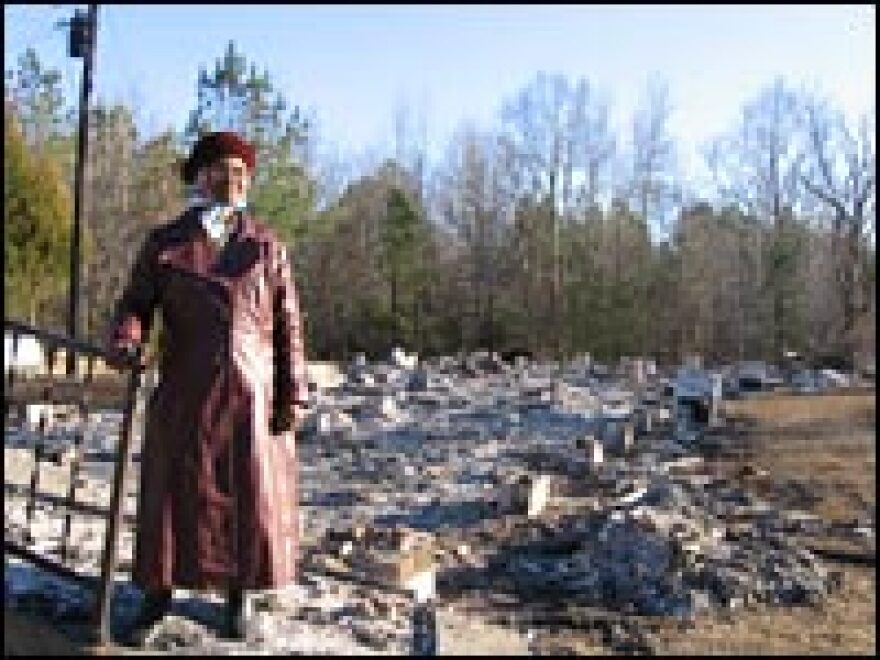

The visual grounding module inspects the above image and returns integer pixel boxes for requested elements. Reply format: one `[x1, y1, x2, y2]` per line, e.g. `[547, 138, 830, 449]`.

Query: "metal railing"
[4, 319, 144, 647]
[4, 318, 437, 654]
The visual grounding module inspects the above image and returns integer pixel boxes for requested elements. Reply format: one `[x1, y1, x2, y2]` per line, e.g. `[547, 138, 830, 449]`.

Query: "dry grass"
[531, 391, 876, 655]
[722, 391, 875, 428]
[650, 391, 876, 656]
[722, 392, 875, 525]
[648, 565, 876, 655]
[741, 428, 875, 525]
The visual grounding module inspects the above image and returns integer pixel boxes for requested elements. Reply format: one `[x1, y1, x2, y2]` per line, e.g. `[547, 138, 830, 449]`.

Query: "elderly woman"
[106, 131, 310, 643]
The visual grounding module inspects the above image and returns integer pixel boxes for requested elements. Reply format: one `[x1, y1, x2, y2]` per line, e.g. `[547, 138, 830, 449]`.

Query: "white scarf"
[187, 192, 241, 245]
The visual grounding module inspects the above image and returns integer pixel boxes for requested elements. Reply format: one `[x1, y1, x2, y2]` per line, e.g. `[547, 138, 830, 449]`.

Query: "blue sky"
[4, 4, 876, 184]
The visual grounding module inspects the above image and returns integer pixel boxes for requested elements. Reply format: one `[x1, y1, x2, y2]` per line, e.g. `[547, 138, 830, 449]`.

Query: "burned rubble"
[4, 350, 874, 653]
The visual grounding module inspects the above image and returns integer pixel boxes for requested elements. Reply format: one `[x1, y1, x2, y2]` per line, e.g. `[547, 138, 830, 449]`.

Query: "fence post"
[91, 356, 143, 646]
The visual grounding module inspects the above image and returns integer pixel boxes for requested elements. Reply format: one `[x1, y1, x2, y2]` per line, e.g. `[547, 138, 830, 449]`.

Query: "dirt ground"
[535, 392, 877, 656]
[648, 395, 875, 655]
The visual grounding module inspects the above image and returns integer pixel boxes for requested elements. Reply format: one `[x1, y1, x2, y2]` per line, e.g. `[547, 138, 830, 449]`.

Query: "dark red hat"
[182, 131, 256, 184]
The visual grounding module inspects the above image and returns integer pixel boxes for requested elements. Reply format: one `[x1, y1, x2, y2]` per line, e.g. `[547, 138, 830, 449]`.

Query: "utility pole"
[67, 4, 98, 375]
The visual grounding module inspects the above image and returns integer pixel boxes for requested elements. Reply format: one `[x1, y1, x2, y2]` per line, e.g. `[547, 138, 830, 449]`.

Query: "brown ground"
[535, 392, 877, 655]
[648, 392, 874, 656]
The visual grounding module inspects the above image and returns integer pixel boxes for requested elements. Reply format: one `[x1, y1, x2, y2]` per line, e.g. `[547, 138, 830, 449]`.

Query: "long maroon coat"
[107, 207, 309, 592]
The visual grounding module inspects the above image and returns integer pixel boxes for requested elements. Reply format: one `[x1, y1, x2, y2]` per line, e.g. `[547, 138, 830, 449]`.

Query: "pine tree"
[184, 40, 315, 246]
[4, 106, 72, 327]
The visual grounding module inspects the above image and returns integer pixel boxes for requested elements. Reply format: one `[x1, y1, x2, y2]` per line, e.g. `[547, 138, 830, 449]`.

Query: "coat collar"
[157, 207, 263, 285]
[177, 205, 260, 241]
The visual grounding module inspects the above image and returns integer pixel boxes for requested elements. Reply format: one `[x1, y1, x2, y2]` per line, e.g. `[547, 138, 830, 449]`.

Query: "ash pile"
[4, 348, 874, 654]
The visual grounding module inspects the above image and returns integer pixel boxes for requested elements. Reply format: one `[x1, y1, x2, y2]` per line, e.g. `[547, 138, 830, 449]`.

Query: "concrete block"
[623, 422, 635, 453]
[380, 396, 399, 420]
[390, 347, 419, 371]
[578, 434, 603, 468]
[404, 563, 436, 603]
[494, 473, 552, 517]
[26, 404, 53, 429]
[306, 362, 344, 390]
[527, 474, 552, 518]
[590, 436, 604, 467]
[352, 542, 436, 598]
[5, 333, 45, 372]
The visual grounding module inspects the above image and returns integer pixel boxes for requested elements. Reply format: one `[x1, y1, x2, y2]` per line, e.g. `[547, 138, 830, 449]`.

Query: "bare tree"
[706, 77, 804, 360]
[797, 94, 876, 367]
[628, 76, 677, 358]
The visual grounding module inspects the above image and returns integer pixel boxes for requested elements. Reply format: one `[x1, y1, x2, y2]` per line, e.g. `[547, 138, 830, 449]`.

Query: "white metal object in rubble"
[5, 333, 45, 373]
[406, 565, 437, 603]
[527, 474, 552, 518]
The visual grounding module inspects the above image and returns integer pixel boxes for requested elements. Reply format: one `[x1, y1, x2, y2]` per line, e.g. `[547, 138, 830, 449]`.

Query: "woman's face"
[198, 156, 250, 207]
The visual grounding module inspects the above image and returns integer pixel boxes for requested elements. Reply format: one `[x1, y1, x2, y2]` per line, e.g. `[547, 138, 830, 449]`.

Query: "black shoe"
[225, 588, 248, 640]
[123, 589, 172, 647]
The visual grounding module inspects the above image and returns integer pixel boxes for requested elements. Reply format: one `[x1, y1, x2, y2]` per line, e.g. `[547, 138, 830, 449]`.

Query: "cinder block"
[588, 435, 604, 468]
[623, 422, 635, 453]
[494, 473, 554, 518]
[527, 474, 552, 518]
[306, 361, 344, 390]
[352, 542, 435, 597]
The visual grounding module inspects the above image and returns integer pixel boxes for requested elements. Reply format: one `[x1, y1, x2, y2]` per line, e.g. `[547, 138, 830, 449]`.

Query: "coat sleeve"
[271, 240, 309, 432]
[106, 230, 159, 354]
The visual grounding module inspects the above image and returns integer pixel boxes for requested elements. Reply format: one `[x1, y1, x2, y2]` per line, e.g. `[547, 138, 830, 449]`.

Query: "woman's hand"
[105, 343, 146, 371]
